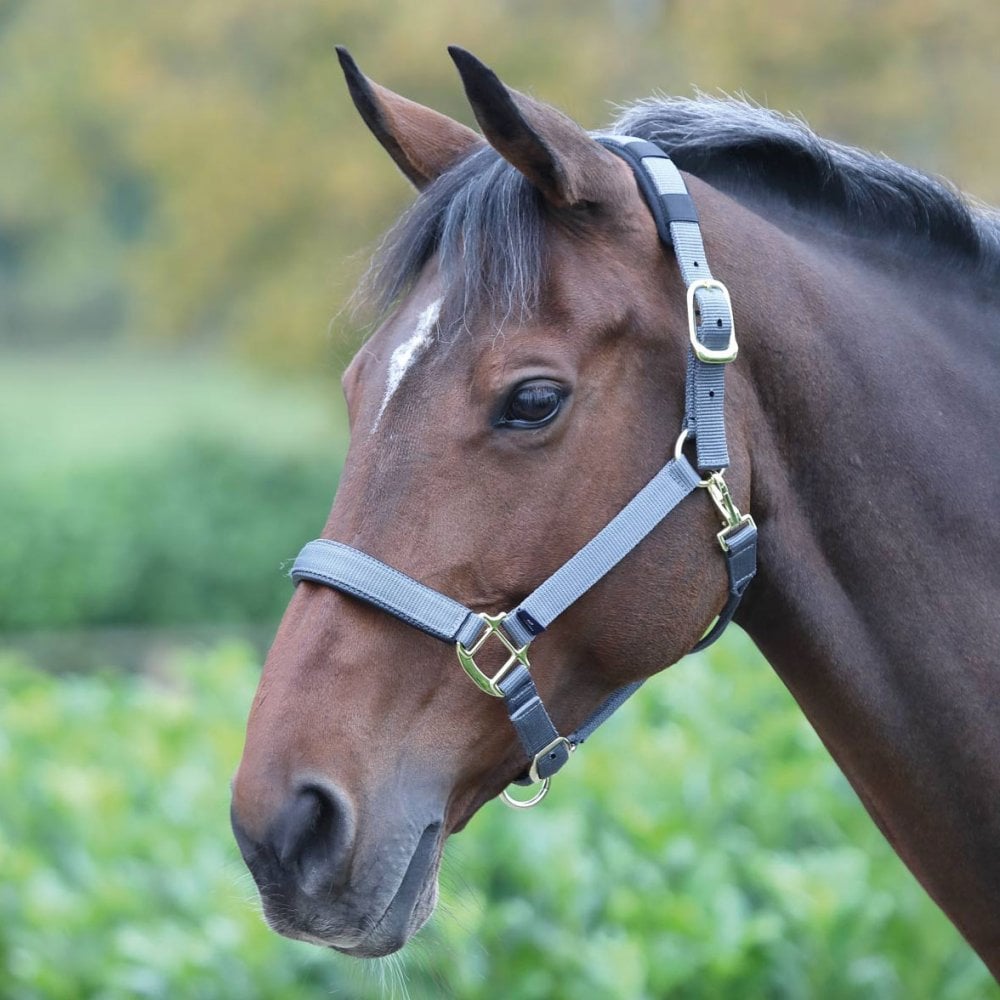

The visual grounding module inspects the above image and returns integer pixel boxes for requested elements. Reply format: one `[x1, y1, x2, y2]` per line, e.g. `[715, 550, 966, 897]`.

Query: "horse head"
[230, 47, 753, 957]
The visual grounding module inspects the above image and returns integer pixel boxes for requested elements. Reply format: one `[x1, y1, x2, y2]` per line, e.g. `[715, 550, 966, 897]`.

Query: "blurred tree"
[1, 0, 997, 368]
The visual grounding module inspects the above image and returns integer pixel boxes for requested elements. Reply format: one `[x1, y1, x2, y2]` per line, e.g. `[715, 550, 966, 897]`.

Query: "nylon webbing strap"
[569, 679, 644, 747]
[501, 456, 702, 648]
[292, 453, 703, 655]
[691, 519, 758, 652]
[290, 542, 571, 780]
[498, 665, 570, 781]
[289, 453, 704, 788]
[597, 136, 733, 472]
[291, 540, 484, 648]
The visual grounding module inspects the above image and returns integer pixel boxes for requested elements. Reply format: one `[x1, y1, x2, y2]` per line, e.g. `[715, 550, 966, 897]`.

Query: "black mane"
[615, 96, 1000, 268]
[360, 96, 1000, 326]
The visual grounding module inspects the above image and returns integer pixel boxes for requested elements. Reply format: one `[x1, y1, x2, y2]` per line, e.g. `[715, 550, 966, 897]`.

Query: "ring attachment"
[499, 778, 550, 809]
[674, 426, 694, 463]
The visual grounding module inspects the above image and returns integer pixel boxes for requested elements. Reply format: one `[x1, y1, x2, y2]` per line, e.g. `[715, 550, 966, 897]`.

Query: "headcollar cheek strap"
[597, 135, 735, 473]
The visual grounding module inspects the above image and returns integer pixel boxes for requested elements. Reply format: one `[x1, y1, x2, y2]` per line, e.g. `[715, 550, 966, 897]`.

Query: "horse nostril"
[269, 784, 354, 891]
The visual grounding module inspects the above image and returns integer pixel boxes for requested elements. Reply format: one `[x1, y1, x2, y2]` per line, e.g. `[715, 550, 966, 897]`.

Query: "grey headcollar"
[291, 136, 757, 808]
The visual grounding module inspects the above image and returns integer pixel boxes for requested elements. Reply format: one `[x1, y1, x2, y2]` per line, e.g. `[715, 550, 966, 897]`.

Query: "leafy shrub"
[1, 634, 994, 999]
[0, 436, 337, 631]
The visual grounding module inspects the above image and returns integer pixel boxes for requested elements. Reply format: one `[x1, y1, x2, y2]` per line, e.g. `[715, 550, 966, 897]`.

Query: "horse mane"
[358, 96, 1000, 328]
[615, 96, 1000, 270]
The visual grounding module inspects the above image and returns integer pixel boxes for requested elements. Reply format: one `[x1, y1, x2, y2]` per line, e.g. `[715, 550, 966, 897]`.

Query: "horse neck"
[719, 196, 1000, 971]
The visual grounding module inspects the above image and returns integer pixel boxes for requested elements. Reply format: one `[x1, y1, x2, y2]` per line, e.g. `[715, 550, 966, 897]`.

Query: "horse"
[230, 46, 1000, 975]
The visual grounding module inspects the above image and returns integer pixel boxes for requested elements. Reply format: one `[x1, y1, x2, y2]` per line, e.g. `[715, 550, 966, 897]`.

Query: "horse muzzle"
[230, 781, 443, 957]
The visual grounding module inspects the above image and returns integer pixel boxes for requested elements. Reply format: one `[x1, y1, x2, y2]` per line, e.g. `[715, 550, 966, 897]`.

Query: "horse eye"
[500, 380, 565, 428]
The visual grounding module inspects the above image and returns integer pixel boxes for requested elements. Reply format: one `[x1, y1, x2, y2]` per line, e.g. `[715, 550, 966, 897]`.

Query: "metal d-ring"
[499, 778, 551, 809]
[674, 426, 693, 464]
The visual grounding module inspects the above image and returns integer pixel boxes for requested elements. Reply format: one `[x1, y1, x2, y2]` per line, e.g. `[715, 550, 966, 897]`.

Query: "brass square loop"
[455, 612, 531, 697]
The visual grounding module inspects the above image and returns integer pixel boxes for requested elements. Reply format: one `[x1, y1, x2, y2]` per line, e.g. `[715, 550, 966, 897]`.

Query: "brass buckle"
[686, 278, 737, 364]
[455, 612, 530, 698]
[700, 470, 756, 551]
[499, 736, 575, 809]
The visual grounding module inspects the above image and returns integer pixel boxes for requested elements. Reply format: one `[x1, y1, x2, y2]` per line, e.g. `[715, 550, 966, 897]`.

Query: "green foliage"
[0, 436, 337, 631]
[0, 436, 335, 631]
[0, 646, 342, 1000]
[0, 353, 344, 633]
[1, 637, 994, 999]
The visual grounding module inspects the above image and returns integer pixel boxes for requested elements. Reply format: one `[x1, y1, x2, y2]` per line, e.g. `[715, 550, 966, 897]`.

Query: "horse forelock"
[355, 145, 547, 339]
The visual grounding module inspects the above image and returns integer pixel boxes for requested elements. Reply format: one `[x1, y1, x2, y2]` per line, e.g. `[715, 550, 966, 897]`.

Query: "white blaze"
[373, 298, 442, 430]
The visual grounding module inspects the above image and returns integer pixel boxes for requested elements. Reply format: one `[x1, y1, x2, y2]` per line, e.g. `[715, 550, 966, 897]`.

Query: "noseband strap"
[286, 539, 485, 647]
[290, 134, 758, 807]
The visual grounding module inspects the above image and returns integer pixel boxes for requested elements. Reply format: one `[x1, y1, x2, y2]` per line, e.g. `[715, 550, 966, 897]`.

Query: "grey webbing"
[498, 664, 570, 781]
[597, 137, 732, 472]
[291, 540, 484, 648]
[290, 452, 702, 787]
[568, 679, 644, 747]
[501, 456, 702, 648]
[690, 518, 758, 652]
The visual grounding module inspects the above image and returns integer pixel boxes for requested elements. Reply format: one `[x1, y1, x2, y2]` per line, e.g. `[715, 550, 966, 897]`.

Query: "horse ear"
[448, 46, 624, 209]
[336, 47, 484, 190]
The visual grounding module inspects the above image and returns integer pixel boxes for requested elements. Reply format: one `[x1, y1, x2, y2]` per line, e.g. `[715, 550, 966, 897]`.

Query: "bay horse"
[231, 47, 1000, 974]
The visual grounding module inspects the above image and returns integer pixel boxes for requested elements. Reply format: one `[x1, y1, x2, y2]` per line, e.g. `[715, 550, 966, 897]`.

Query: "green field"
[0, 350, 348, 474]
[2, 352, 996, 998]
[0, 351, 346, 635]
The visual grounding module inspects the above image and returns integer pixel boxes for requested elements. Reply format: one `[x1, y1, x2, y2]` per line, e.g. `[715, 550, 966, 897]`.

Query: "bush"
[1, 634, 994, 999]
[0, 436, 338, 631]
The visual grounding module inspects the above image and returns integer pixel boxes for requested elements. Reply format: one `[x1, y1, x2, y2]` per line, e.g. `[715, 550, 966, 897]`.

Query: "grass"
[0, 347, 348, 475]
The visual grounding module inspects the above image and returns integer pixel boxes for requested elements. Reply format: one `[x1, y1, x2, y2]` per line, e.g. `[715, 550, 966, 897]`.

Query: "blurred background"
[2, 1, 999, 997]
